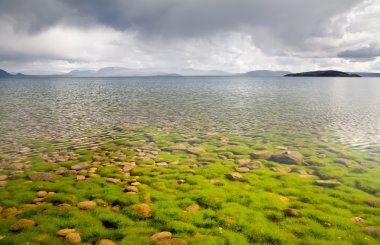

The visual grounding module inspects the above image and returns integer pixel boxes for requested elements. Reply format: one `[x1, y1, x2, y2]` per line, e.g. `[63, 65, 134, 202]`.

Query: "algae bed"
[0, 77, 380, 244]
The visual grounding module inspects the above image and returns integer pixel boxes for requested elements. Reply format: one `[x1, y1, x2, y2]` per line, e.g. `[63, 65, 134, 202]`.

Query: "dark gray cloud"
[338, 44, 380, 59]
[1, 0, 361, 42]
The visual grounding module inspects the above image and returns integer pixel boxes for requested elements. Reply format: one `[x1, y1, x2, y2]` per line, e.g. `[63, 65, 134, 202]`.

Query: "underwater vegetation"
[0, 125, 379, 245]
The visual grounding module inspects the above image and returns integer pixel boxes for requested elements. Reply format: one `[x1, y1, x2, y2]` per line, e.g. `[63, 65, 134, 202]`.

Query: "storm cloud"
[0, 0, 379, 73]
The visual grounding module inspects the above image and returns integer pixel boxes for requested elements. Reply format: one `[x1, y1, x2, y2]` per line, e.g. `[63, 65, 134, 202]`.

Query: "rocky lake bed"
[0, 125, 379, 244]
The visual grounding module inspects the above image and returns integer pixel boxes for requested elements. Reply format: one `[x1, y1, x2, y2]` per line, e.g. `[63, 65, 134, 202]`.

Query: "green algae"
[0, 126, 379, 244]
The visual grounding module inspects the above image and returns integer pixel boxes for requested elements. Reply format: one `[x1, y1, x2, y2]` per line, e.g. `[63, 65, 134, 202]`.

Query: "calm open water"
[0, 76, 379, 155]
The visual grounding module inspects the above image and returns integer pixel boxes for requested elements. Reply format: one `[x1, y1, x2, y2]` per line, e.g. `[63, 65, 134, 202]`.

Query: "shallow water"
[0, 76, 380, 155]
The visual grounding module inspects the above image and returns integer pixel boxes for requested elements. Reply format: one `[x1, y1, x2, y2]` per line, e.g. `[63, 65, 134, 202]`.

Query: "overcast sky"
[0, 0, 379, 74]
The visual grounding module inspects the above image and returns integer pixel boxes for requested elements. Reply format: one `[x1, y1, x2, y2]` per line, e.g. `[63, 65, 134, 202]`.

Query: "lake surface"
[1, 76, 380, 155]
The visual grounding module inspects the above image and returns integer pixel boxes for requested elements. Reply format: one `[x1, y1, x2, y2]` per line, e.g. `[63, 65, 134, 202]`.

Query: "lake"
[1, 76, 379, 155]
[0, 76, 380, 244]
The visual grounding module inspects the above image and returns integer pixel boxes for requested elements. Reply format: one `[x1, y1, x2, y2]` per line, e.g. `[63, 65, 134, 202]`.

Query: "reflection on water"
[0, 76, 379, 155]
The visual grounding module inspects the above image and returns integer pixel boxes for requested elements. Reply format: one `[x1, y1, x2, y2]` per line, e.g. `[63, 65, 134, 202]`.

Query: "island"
[285, 70, 360, 77]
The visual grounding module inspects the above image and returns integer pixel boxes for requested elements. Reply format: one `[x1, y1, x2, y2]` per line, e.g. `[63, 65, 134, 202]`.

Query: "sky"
[0, 0, 380, 74]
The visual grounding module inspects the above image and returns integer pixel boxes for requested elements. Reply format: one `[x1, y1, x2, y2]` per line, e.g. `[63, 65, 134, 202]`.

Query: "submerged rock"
[187, 147, 205, 155]
[249, 161, 263, 169]
[125, 186, 139, 193]
[156, 162, 169, 168]
[65, 232, 81, 244]
[363, 226, 378, 236]
[77, 200, 97, 210]
[28, 172, 55, 181]
[271, 151, 304, 164]
[151, 231, 172, 242]
[234, 167, 250, 173]
[36, 191, 48, 198]
[250, 151, 272, 159]
[283, 208, 300, 217]
[351, 217, 364, 223]
[237, 159, 251, 165]
[71, 162, 90, 170]
[185, 204, 200, 212]
[56, 229, 77, 237]
[177, 179, 186, 184]
[9, 219, 36, 231]
[106, 178, 120, 183]
[167, 144, 187, 151]
[0, 180, 7, 187]
[96, 239, 116, 245]
[226, 172, 243, 181]
[76, 175, 86, 181]
[131, 203, 152, 218]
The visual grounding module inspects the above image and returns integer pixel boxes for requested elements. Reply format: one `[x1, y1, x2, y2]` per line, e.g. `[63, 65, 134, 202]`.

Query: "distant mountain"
[355, 72, 380, 77]
[285, 70, 360, 77]
[0, 69, 13, 77]
[243, 70, 290, 77]
[65, 67, 230, 77]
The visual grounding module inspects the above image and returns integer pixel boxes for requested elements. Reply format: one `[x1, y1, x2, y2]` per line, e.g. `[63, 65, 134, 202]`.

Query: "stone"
[88, 167, 97, 173]
[56, 229, 77, 237]
[8, 163, 26, 170]
[68, 170, 77, 176]
[32, 198, 45, 203]
[187, 147, 205, 155]
[77, 200, 97, 210]
[271, 166, 292, 173]
[317, 153, 327, 158]
[37, 191, 48, 198]
[250, 151, 272, 159]
[283, 208, 300, 217]
[363, 226, 378, 236]
[275, 146, 288, 150]
[0, 175, 8, 181]
[167, 144, 187, 151]
[78, 170, 88, 175]
[210, 179, 223, 186]
[226, 172, 243, 181]
[366, 198, 378, 208]
[237, 159, 251, 165]
[271, 151, 304, 165]
[96, 239, 116, 245]
[125, 186, 139, 193]
[151, 231, 172, 242]
[245, 161, 262, 169]
[9, 219, 36, 231]
[156, 162, 169, 168]
[71, 162, 90, 170]
[28, 172, 54, 181]
[156, 238, 188, 245]
[106, 178, 120, 183]
[351, 217, 364, 223]
[177, 179, 186, 184]
[131, 203, 152, 218]
[76, 175, 86, 181]
[0, 180, 7, 187]
[65, 232, 81, 244]
[315, 179, 340, 187]
[234, 167, 250, 173]
[185, 204, 200, 212]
